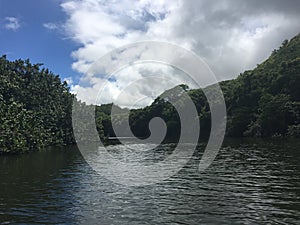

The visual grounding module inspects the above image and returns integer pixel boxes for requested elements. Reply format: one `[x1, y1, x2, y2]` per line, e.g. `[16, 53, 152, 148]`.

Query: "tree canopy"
[0, 56, 75, 153]
[1, 34, 300, 154]
[96, 34, 300, 140]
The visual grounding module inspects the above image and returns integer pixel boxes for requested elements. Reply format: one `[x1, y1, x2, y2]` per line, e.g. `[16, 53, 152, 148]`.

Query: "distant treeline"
[97, 34, 300, 141]
[1, 34, 299, 154]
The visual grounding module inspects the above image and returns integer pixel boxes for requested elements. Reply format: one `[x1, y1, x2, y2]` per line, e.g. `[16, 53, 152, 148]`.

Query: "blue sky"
[0, 0, 299, 107]
[0, 0, 79, 82]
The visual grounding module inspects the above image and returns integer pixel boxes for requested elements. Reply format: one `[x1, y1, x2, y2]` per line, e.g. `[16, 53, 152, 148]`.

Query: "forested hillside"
[1, 34, 299, 154]
[97, 34, 300, 140]
[223, 34, 300, 137]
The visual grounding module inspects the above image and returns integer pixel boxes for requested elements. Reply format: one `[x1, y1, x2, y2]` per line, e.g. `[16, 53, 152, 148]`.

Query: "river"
[0, 139, 299, 224]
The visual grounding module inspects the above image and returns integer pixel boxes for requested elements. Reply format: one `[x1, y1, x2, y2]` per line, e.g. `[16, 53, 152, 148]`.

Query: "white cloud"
[43, 23, 59, 30]
[4, 17, 20, 31]
[71, 63, 196, 108]
[57, 0, 300, 107]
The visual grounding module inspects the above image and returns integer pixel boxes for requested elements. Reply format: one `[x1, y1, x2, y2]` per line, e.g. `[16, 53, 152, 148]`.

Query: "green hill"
[98, 34, 300, 140]
[1, 34, 299, 154]
[222, 34, 300, 137]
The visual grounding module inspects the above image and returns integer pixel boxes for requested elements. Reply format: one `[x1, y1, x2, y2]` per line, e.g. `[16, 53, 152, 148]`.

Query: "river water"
[0, 139, 299, 224]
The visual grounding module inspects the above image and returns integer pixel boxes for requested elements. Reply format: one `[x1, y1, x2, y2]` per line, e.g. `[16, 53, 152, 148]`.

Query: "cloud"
[70, 62, 197, 108]
[175, 0, 300, 78]
[43, 22, 59, 30]
[58, 0, 300, 107]
[4, 17, 20, 31]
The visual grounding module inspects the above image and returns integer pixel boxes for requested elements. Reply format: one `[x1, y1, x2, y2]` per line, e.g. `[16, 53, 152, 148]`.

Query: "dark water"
[0, 139, 300, 224]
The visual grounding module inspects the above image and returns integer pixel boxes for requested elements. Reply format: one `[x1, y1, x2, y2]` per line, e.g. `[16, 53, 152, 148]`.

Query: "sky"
[1, 0, 300, 108]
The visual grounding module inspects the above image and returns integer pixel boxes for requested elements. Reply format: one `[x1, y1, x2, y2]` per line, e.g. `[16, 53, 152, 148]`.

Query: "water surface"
[0, 139, 299, 224]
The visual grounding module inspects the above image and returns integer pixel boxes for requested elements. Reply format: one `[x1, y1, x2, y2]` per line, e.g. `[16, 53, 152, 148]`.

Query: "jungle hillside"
[0, 34, 299, 154]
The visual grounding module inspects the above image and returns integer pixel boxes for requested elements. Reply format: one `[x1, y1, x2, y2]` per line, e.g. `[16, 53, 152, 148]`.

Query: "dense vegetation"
[222, 34, 300, 138]
[0, 34, 299, 154]
[97, 34, 300, 140]
[0, 56, 75, 154]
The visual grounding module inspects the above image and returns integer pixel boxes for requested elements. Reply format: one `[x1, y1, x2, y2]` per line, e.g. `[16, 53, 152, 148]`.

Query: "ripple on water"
[0, 140, 300, 224]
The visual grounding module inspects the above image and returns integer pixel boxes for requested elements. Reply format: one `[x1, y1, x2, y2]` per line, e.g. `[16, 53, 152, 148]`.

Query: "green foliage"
[96, 33, 300, 140]
[0, 56, 75, 154]
[258, 94, 291, 137]
[1, 33, 300, 154]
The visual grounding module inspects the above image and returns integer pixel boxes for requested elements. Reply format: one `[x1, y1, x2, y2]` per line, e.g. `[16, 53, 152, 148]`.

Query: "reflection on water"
[0, 139, 300, 224]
